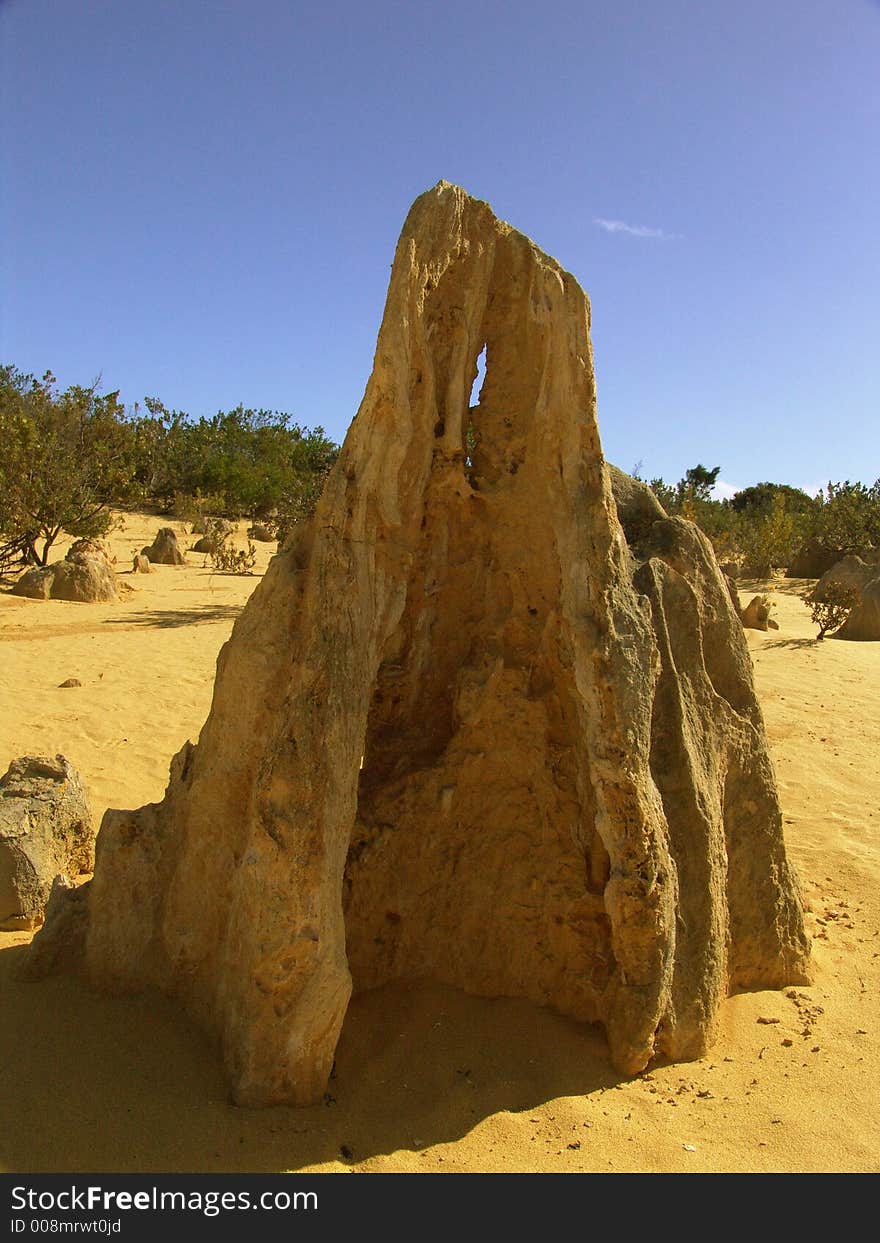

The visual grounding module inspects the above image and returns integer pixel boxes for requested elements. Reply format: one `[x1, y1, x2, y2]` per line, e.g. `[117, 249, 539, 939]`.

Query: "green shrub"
[801, 581, 858, 640]
[205, 520, 257, 575]
[0, 365, 135, 565]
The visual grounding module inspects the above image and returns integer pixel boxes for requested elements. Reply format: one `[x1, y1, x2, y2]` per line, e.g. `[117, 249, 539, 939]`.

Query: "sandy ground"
[0, 516, 877, 1174]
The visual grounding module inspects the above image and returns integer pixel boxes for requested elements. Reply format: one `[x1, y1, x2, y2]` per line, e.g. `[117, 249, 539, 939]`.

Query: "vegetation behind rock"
[0, 364, 339, 574]
[3, 362, 876, 584]
[643, 464, 880, 575]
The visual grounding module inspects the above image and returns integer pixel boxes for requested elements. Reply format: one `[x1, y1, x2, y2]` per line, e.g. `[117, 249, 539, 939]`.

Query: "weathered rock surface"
[786, 539, 844, 579]
[12, 546, 119, 602]
[142, 528, 186, 565]
[132, 553, 153, 574]
[14, 875, 90, 979]
[834, 575, 880, 641]
[67, 538, 115, 567]
[814, 555, 878, 604]
[23, 182, 810, 1105]
[0, 755, 94, 929]
[741, 595, 779, 631]
[787, 539, 879, 579]
[721, 573, 742, 617]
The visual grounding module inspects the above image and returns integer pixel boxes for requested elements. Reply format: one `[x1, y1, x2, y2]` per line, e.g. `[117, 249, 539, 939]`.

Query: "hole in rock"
[464, 344, 486, 483]
[469, 343, 487, 408]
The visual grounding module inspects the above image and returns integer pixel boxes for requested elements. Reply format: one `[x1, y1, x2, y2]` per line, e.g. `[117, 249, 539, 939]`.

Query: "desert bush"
[735, 493, 807, 576]
[172, 490, 227, 532]
[0, 365, 135, 565]
[203, 520, 257, 575]
[730, 482, 817, 518]
[801, 580, 859, 640]
[808, 480, 880, 555]
[211, 540, 257, 576]
[645, 463, 879, 576]
[189, 517, 233, 555]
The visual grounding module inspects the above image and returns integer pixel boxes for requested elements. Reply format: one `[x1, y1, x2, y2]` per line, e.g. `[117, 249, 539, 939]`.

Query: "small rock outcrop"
[247, 524, 275, 542]
[13, 545, 119, 602]
[835, 576, 880, 641]
[814, 555, 878, 604]
[786, 539, 845, 579]
[23, 183, 810, 1106]
[192, 535, 219, 555]
[787, 540, 879, 579]
[14, 876, 90, 979]
[132, 553, 153, 574]
[67, 538, 115, 567]
[0, 755, 94, 930]
[741, 595, 779, 631]
[141, 528, 186, 565]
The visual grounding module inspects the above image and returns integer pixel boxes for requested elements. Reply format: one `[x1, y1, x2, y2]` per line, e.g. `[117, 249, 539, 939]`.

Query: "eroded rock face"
[814, 555, 878, 604]
[14, 875, 90, 979]
[741, 595, 779, 631]
[835, 575, 880, 641]
[0, 755, 94, 929]
[67, 539, 115, 567]
[12, 552, 118, 602]
[142, 528, 186, 565]
[787, 540, 880, 579]
[23, 182, 810, 1104]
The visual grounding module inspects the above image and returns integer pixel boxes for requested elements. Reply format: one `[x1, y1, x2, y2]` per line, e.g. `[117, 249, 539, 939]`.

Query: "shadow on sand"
[0, 942, 622, 1173]
[762, 636, 820, 651]
[103, 604, 243, 630]
[738, 577, 815, 599]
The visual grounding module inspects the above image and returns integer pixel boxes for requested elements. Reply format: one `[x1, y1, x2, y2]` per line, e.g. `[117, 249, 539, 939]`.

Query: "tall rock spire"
[25, 182, 810, 1105]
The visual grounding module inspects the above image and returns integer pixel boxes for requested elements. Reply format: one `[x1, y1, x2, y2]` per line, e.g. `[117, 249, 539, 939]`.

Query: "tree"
[648, 464, 720, 512]
[735, 492, 805, 575]
[730, 481, 817, 517]
[123, 399, 339, 524]
[648, 477, 677, 511]
[681, 463, 721, 504]
[810, 480, 880, 554]
[801, 581, 858, 640]
[0, 365, 135, 565]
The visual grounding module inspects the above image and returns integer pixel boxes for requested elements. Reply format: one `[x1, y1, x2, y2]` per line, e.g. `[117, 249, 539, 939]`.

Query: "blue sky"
[2, 0, 877, 497]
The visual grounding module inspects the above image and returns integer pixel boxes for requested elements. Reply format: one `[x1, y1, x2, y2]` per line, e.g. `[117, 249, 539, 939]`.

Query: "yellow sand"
[1, 518, 877, 1173]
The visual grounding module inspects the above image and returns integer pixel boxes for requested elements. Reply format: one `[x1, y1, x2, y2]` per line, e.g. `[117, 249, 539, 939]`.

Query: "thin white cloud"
[593, 217, 679, 240]
[712, 479, 740, 502]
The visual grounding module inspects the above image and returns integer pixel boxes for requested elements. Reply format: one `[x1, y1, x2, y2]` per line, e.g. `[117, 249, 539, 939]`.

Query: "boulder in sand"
[814, 555, 878, 604]
[141, 527, 186, 565]
[132, 553, 153, 574]
[786, 539, 846, 579]
[13, 545, 119, 602]
[67, 538, 115, 567]
[0, 755, 94, 930]
[24, 182, 810, 1105]
[14, 875, 90, 980]
[741, 595, 779, 631]
[834, 576, 880, 641]
[787, 539, 880, 579]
